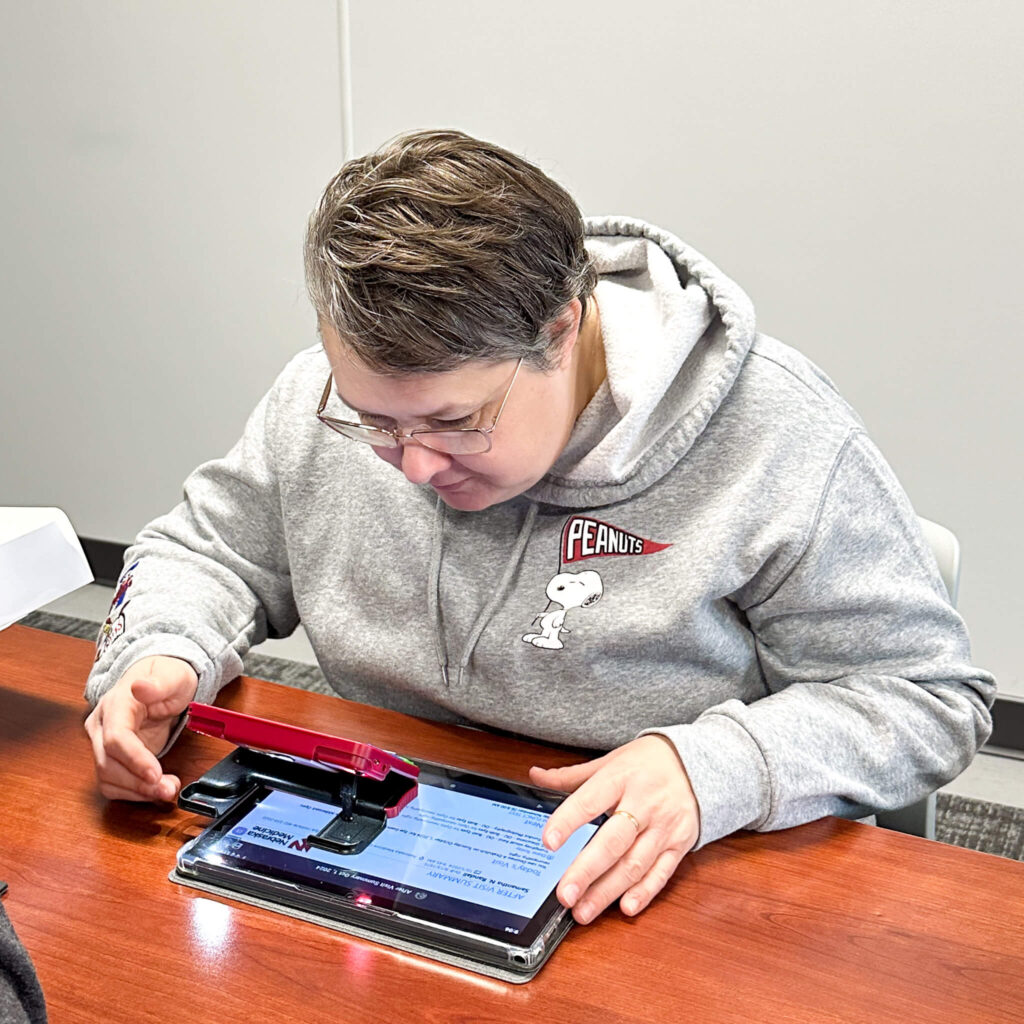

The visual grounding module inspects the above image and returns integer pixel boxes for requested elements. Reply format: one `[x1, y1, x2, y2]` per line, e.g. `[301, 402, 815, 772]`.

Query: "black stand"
[179, 747, 418, 855]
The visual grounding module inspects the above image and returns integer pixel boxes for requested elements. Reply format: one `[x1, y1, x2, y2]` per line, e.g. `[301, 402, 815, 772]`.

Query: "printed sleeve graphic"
[94, 560, 139, 662]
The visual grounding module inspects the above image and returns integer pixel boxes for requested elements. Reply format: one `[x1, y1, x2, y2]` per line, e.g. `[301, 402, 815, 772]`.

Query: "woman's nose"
[397, 437, 452, 484]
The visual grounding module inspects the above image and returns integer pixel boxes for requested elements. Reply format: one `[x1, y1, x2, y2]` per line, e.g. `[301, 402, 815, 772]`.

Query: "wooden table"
[2, 625, 1023, 1024]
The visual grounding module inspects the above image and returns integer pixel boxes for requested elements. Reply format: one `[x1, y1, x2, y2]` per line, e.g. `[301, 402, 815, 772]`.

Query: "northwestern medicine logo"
[561, 516, 671, 564]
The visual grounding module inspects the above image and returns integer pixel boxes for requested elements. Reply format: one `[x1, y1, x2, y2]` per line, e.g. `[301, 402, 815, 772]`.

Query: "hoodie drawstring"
[428, 498, 450, 687]
[428, 497, 539, 689]
[457, 501, 538, 687]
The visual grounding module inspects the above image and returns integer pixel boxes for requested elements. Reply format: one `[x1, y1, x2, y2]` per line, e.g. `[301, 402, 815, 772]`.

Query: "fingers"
[556, 808, 648, 913]
[540, 767, 623, 852]
[100, 689, 166, 781]
[561, 816, 692, 925]
[87, 702, 166, 800]
[96, 777, 181, 803]
[529, 753, 609, 795]
[92, 725, 179, 801]
[86, 657, 197, 803]
[571, 831, 683, 924]
[620, 849, 684, 917]
[534, 737, 701, 924]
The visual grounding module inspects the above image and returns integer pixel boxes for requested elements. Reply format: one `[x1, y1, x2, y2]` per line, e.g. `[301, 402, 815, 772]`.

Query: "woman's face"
[319, 322, 583, 511]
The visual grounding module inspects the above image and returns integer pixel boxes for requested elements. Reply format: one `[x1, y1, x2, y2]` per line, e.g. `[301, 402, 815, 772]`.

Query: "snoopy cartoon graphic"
[522, 569, 603, 650]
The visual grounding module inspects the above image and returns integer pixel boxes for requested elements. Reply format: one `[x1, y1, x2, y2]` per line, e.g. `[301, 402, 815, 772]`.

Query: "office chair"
[873, 516, 961, 840]
[916, 516, 961, 606]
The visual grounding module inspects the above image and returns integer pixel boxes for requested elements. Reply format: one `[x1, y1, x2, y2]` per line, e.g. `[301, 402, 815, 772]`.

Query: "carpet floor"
[20, 609, 1024, 863]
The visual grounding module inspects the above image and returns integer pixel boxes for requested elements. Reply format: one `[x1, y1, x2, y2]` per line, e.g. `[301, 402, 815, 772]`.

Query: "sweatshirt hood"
[525, 216, 757, 508]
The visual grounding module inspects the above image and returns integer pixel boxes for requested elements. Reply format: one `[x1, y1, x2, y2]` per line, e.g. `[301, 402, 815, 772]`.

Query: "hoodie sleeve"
[648, 430, 995, 849]
[84, 378, 299, 709]
[0, 902, 46, 1024]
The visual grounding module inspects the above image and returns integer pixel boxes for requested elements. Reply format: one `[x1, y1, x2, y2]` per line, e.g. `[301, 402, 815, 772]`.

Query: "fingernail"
[576, 901, 594, 924]
[622, 897, 639, 915]
[545, 829, 561, 850]
[561, 884, 578, 907]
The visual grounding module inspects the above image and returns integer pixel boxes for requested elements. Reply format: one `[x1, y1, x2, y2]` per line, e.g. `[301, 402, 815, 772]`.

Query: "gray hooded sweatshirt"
[85, 217, 995, 849]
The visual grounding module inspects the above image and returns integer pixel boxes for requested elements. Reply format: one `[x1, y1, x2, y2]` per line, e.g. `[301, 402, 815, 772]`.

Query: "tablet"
[172, 759, 602, 981]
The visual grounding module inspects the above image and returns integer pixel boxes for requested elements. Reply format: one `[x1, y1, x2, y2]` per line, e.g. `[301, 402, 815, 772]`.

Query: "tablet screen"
[183, 764, 599, 946]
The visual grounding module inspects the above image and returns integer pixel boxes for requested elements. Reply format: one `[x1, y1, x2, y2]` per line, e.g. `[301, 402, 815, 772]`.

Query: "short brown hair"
[304, 129, 596, 373]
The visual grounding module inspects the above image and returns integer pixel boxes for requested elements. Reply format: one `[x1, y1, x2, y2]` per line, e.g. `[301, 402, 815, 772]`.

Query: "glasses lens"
[414, 429, 491, 455]
[325, 421, 398, 448]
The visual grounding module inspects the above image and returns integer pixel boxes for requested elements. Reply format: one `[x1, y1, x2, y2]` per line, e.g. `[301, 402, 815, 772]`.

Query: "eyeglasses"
[316, 357, 523, 455]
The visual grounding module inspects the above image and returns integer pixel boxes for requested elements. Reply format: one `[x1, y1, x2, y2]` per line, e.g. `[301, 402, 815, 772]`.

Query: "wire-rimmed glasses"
[316, 357, 523, 455]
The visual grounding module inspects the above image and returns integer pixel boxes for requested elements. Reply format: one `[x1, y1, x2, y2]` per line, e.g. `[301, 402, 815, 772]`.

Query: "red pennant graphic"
[560, 516, 672, 564]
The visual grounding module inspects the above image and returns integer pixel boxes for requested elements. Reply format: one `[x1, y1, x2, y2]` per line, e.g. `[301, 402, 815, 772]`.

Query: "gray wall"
[2, 1, 1020, 696]
[0, 0, 342, 536]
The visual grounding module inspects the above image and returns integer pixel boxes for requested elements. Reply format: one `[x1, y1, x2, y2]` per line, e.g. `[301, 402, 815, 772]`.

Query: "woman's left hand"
[529, 734, 700, 924]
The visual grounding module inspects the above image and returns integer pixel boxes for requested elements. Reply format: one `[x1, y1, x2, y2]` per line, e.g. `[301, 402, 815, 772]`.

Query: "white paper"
[0, 507, 94, 629]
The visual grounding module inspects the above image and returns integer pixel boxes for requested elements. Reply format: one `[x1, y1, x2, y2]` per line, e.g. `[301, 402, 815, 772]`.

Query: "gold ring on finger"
[611, 808, 641, 832]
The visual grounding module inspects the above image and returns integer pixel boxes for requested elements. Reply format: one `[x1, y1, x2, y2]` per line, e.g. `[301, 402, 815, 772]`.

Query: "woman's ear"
[547, 298, 584, 370]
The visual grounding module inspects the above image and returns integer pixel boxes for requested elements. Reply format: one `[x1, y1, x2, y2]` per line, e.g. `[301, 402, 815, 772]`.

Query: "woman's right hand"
[84, 655, 199, 802]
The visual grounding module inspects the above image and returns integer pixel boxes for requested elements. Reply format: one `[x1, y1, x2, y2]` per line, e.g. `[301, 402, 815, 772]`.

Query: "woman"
[85, 130, 994, 926]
